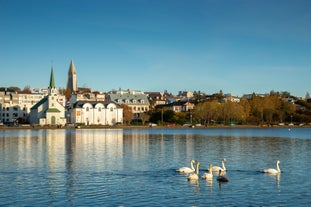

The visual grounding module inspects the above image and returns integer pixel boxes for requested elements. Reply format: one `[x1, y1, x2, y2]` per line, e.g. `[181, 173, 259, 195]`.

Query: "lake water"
[0, 128, 310, 206]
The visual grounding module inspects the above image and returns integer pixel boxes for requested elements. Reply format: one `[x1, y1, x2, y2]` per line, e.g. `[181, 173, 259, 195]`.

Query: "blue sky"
[1, 0, 310, 97]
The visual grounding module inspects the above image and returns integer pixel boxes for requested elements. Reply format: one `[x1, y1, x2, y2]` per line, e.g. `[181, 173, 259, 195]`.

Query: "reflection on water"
[0, 128, 310, 206]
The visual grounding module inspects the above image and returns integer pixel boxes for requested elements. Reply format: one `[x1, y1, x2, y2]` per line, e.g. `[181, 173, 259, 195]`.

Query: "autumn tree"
[193, 100, 221, 125]
[122, 104, 133, 125]
[21, 85, 31, 93]
[140, 112, 150, 125]
[219, 101, 245, 124]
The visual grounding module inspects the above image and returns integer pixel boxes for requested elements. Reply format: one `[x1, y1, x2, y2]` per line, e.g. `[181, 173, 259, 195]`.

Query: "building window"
[86, 107, 89, 111]
[98, 107, 101, 112]
[110, 107, 113, 112]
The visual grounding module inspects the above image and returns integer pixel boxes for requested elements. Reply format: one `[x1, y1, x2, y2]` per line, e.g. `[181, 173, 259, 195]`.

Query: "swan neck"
[190, 161, 195, 170]
[276, 162, 280, 172]
[222, 161, 226, 170]
[196, 163, 200, 175]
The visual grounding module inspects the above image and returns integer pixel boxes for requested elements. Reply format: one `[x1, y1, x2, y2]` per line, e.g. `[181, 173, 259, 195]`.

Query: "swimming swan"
[216, 169, 229, 182]
[188, 162, 200, 181]
[177, 159, 196, 174]
[212, 158, 226, 173]
[201, 163, 213, 180]
[263, 160, 281, 174]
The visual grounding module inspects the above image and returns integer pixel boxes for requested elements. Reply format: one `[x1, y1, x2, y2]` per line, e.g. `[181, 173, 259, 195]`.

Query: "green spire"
[49, 67, 55, 88]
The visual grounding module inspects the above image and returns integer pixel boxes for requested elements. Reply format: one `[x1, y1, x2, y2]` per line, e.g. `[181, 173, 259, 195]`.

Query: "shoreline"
[1, 124, 310, 131]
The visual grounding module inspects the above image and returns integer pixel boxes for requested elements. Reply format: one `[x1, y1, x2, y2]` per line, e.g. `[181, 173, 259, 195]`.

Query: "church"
[29, 60, 123, 126]
[66, 60, 123, 126]
[29, 68, 66, 126]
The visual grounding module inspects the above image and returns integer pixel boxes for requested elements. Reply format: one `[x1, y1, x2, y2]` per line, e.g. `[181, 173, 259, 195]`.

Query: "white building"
[70, 101, 123, 125]
[0, 88, 46, 124]
[29, 68, 66, 126]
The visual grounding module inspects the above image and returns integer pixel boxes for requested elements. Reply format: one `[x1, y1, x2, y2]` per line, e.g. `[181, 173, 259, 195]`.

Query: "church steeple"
[49, 67, 55, 89]
[66, 60, 77, 93]
[48, 67, 57, 94]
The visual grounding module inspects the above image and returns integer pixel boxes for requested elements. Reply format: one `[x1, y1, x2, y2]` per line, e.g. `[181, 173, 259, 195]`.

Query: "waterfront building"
[70, 101, 123, 125]
[29, 68, 66, 126]
[0, 88, 19, 124]
[108, 89, 150, 117]
[65, 61, 122, 125]
[0, 88, 46, 124]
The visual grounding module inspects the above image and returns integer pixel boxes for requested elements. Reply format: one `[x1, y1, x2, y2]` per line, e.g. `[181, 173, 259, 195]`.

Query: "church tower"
[66, 60, 77, 93]
[48, 67, 57, 94]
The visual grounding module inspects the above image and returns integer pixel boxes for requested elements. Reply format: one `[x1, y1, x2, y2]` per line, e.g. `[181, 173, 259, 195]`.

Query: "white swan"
[201, 163, 213, 180]
[263, 160, 281, 174]
[177, 159, 196, 174]
[216, 169, 229, 182]
[212, 158, 226, 173]
[188, 161, 200, 181]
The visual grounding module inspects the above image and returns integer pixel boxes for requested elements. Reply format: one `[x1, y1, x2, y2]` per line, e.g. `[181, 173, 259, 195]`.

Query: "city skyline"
[1, 0, 311, 97]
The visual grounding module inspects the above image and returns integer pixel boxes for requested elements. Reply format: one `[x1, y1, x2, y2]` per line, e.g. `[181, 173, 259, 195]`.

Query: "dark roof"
[30, 97, 48, 110]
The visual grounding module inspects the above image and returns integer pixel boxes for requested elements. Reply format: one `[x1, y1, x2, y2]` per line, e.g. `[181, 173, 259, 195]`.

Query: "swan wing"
[263, 168, 279, 174]
[201, 172, 213, 180]
[188, 173, 198, 181]
[212, 166, 223, 172]
[177, 167, 194, 174]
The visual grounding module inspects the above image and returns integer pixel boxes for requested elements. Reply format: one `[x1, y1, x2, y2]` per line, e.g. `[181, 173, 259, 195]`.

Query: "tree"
[193, 100, 221, 126]
[163, 109, 175, 123]
[122, 104, 133, 125]
[21, 85, 31, 93]
[140, 112, 150, 125]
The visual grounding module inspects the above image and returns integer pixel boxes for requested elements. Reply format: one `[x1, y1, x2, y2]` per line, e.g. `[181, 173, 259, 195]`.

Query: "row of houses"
[0, 60, 244, 126]
[0, 69, 124, 126]
[1, 85, 245, 126]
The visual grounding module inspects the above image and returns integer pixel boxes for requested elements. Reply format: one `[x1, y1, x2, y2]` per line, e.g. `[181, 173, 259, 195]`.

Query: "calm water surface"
[0, 128, 310, 206]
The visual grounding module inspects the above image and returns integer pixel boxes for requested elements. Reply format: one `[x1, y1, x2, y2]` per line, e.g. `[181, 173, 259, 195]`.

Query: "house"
[69, 92, 106, 104]
[178, 91, 194, 99]
[223, 93, 240, 103]
[145, 92, 166, 109]
[156, 100, 195, 113]
[29, 68, 66, 126]
[108, 89, 150, 117]
[70, 101, 123, 125]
